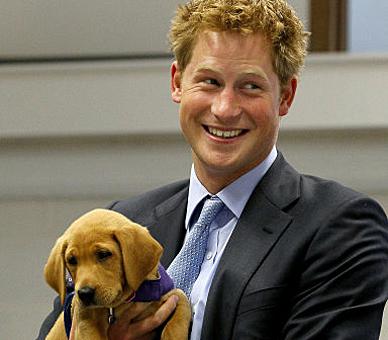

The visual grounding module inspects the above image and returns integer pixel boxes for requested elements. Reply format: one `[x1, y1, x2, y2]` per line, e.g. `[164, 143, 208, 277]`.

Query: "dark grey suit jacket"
[37, 153, 388, 339]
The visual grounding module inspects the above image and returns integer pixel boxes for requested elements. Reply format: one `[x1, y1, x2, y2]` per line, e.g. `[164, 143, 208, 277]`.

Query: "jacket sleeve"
[282, 197, 388, 339]
[35, 296, 62, 340]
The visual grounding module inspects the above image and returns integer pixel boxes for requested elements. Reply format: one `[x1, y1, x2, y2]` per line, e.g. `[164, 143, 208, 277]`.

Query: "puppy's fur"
[45, 209, 191, 340]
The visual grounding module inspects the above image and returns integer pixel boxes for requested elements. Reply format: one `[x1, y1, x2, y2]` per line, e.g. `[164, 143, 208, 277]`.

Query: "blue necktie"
[167, 196, 224, 297]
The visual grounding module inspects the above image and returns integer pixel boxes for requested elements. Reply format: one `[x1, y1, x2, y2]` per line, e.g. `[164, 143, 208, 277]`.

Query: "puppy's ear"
[44, 235, 68, 304]
[114, 222, 162, 291]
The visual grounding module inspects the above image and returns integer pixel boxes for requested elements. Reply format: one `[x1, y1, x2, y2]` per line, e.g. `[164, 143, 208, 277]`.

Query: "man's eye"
[243, 83, 260, 90]
[96, 250, 112, 261]
[67, 256, 77, 266]
[203, 79, 219, 86]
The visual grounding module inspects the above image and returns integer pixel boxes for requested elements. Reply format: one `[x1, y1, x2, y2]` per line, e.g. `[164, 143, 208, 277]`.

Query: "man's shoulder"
[107, 179, 189, 219]
[296, 173, 388, 223]
[299, 173, 369, 206]
[262, 152, 374, 212]
[269, 152, 385, 218]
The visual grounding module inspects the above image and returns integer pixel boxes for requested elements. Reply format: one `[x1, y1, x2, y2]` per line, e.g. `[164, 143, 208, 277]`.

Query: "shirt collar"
[185, 146, 277, 229]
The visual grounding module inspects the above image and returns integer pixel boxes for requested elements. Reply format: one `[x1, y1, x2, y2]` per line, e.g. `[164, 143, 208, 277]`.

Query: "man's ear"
[279, 77, 297, 117]
[171, 61, 182, 103]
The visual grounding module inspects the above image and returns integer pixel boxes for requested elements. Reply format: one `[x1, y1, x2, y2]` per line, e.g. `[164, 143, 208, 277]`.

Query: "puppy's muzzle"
[78, 286, 95, 305]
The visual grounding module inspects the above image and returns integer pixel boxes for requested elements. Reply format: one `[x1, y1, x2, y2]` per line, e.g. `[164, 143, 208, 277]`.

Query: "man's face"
[171, 31, 296, 192]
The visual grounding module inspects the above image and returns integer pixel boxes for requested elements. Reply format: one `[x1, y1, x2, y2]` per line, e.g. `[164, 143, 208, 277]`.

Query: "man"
[38, 0, 388, 339]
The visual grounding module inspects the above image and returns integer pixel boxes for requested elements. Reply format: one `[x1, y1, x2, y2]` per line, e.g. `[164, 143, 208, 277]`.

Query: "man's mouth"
[207, 126, 245, 139]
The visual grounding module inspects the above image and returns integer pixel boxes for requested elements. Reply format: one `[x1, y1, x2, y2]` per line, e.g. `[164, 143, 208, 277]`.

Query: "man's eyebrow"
[193, 65, 220, 74]
[239, 68, 269, 80]
[194, 65, 269, 81]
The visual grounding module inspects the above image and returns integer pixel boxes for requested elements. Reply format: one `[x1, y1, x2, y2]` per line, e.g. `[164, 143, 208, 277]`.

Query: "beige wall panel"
[0, 135, 191, 199]
[0, 0, 182, 58]
[287, 54, 388, 130]
[0, 61, 178, 138]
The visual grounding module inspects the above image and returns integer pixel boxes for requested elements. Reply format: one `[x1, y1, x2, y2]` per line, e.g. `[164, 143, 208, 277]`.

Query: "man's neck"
[192, 147, 277, 194]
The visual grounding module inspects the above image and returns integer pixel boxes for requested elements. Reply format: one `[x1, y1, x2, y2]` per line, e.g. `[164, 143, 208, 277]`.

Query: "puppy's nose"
[77, 286, 95, 305]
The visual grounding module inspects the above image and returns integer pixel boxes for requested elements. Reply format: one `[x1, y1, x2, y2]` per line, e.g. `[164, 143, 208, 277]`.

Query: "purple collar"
[131, 264, 174, 302]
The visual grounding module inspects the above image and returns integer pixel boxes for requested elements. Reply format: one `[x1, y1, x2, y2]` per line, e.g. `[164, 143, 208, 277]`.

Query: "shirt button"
[206, 252, 213, 260]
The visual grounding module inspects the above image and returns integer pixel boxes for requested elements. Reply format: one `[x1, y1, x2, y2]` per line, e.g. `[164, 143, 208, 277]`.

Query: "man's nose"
[211, 88, 241, 120]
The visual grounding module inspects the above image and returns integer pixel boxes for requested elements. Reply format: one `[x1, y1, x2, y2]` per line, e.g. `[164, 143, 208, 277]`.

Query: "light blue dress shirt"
[185, 146, 278, 340]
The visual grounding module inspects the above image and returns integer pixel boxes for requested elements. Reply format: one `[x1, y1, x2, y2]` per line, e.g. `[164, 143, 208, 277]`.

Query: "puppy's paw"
[161, 289, 191, 340]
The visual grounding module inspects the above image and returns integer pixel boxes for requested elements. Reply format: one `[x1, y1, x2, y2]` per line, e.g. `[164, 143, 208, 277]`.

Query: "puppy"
[44, 209, 191, 340]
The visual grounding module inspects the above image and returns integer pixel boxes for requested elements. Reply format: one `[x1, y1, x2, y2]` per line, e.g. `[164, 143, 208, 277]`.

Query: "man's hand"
[108, 295, 179, 340]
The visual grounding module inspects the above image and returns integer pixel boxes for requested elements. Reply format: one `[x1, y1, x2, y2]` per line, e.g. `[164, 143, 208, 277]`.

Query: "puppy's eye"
[96, 250, 112, 262]
[67, 256, 77, 266]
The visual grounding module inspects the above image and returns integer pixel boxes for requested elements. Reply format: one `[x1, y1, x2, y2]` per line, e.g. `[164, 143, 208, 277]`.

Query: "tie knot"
[196, 196, 224, 228]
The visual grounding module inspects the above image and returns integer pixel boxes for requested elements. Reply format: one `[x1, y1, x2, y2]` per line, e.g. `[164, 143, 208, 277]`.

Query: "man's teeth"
[208, 127, 243, 138]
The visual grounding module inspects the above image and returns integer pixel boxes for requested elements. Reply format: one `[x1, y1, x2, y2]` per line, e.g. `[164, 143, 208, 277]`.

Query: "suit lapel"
[146, 185, 189, 267]
[201, 153, 301, 339]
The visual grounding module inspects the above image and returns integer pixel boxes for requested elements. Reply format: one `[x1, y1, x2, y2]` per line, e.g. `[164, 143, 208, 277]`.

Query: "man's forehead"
[191, 30, 270, 57]
[186, 31, 273, 77]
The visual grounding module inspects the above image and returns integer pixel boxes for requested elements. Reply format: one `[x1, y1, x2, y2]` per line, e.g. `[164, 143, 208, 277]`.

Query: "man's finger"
[69, 316, 76, 340]
[128, 295, 179, 336]
[108, 294, 179, 340]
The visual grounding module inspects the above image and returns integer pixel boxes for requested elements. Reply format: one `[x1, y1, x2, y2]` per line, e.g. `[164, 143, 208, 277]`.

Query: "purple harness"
[64, 264, 174, 338]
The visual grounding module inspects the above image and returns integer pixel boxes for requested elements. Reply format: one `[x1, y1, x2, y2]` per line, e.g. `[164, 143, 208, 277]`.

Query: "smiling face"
[171, 31, 297, 193]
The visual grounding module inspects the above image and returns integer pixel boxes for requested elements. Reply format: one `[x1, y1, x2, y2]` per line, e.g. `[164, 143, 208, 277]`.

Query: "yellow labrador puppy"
[44, 209, 191, 340]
